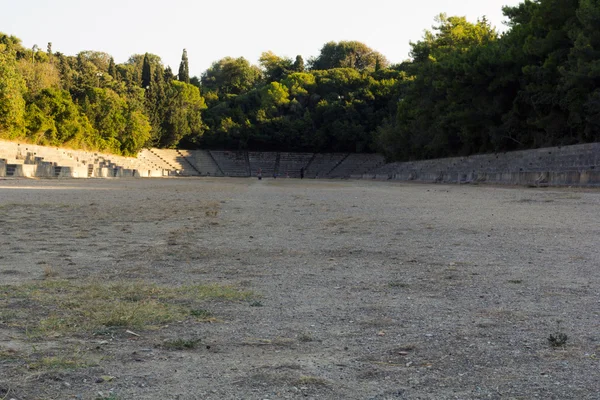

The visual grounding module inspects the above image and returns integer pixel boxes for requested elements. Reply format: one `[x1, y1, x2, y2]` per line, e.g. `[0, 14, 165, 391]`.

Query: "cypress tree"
[178, 48, 190, 84]
[293, 55, 305, 72]
[108, 57, 117, 79]
[142, 53, 151, 89]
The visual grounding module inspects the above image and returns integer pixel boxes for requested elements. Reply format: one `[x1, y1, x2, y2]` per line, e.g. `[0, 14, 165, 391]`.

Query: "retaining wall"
[360, 143, 600, 186]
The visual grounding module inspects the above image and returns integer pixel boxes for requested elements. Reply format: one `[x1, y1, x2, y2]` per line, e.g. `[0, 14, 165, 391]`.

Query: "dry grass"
[27, 352, 95, 370]
[0, 280, 255, 337]
[295, 375, 329, 386]
[203, 201, 221, 218]
[42, 265, 58, 279]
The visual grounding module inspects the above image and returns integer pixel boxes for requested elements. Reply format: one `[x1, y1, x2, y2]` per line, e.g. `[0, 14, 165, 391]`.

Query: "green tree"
[25, 88, 94, 147]
[141, 53, 151, 88]
[259, 51, 293, 82]
[310, 41, 389, 71]
[178, 48, 190, 84]
[160, 81, 206, 147]
[0, 44, 27, 138]
[108, 57, 116, 79]
[201, 57, 262, 97]
[293, 55, 305, 72]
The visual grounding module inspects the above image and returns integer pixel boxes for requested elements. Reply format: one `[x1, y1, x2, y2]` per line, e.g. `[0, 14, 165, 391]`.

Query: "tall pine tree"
[178, 49, 190, 84]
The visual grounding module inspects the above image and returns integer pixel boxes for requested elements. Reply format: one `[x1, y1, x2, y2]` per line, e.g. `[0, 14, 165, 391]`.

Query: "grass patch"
[0, 349, 21, 362]
[26, 346, 97, 371]
[190, 309, 215, 321]
[28, 355, 87, 370]
[0, 280, 255, 337]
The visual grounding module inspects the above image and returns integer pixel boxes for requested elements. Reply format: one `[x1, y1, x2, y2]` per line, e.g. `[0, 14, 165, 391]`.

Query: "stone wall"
[360, 142, 600, 186]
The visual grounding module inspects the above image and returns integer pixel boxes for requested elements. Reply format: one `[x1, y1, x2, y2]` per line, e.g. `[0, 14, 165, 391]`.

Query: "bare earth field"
[0, 177, 599, 400]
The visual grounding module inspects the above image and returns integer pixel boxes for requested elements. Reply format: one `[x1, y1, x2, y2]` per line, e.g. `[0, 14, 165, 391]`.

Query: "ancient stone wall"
[360, 142, 600, 186]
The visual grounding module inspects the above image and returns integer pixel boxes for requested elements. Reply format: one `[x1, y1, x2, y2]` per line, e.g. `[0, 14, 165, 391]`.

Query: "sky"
[1, 0, 523, 77]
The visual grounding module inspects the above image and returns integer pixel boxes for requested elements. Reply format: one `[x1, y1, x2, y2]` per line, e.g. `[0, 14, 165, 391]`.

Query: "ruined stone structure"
[2, 139, 599, 185]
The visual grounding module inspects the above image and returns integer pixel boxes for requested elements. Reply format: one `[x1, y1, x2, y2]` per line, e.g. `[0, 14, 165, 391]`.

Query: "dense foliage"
[380, 1, 600, 159]
[1, 0, 599, 158]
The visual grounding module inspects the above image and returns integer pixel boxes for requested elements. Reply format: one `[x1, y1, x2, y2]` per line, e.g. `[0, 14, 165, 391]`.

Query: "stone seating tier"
[193, 150, 222, 176]
[278, 153, 314, 177]
[248, 152, 277, 176]
[210, 151, 250, 177]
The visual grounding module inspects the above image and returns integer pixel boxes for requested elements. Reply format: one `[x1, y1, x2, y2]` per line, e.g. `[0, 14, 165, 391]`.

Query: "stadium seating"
[248, 152, 277, 177]
[209, 151, 250, 177]
[278, 152, 314, 178]
[193, 150, 223, 176]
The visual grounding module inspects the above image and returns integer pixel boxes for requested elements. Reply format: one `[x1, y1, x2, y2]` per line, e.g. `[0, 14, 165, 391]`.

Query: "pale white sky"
[1, 0, 523, 76]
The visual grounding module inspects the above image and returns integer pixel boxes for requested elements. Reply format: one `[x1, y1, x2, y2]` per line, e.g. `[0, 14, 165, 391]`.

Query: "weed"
[204, 201, 221, 217]
[507, 279, 523, 284]
[388, 281, 409, 288]
[42, 265, 58, 279]
[548, 321, 568, 348]
[548, 332, 568, 347]
[249, 300, 263, 307]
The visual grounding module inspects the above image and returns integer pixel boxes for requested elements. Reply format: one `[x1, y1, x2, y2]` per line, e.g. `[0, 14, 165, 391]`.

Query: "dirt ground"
[0, 177, 599, 400]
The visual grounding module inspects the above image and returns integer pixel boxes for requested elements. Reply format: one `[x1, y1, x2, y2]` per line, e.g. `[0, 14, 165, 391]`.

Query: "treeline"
[381, 0, 600, 159]
[1, 0, 600, 159]
[0, 39, 204, 155]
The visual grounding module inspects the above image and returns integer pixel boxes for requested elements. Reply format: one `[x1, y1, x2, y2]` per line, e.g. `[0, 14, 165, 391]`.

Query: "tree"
[17, 57, 61, 96]
[25, 88, 94, 147]
[0, 45, 26, 138]
[259, 51, 293, 82]
[293, 55, 305, 72]
[201, 57, 262, 97]
[310, 41, 389, 71]
[160, 81, 206, 147]
[178, 48, 190, 84]
[141, 53, 151, 89]
[164, 66, 174, 82]
[123, 53, 162, 88]
[108, 57, 116, 79]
